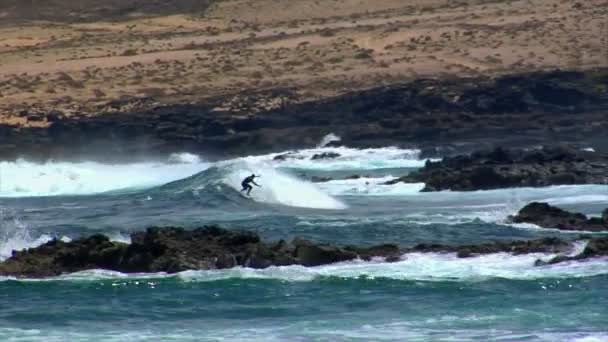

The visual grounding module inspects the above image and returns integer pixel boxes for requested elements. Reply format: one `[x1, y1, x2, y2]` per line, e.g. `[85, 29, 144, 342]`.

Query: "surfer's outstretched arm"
[252, 181, 260, 187]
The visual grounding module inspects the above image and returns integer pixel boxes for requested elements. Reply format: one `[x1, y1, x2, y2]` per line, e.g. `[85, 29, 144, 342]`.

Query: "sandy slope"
[0, 0, 607, 126]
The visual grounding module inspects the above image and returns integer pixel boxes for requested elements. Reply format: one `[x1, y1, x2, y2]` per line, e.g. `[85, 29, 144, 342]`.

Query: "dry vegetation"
[0, 0, 607, 126]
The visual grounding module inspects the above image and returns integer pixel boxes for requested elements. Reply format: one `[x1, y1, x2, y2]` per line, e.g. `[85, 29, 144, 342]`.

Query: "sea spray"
[0, 208, 54, 261]
[223, 161, 347, 209]
[317, 133, 342, 148]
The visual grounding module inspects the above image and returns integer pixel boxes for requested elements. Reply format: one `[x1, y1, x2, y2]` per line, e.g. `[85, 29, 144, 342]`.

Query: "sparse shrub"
[319, 29, 335, 37]
[121, 49, 137, 56]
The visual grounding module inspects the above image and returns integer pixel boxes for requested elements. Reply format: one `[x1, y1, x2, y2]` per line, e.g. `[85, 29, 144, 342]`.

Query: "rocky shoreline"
[1, 225, 606, 279]
[1, 68, 608, 162]
[387, 146, 608, 191]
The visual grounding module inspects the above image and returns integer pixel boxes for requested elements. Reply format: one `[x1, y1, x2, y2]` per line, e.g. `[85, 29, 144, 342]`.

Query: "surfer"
[240, 174, 261, 196]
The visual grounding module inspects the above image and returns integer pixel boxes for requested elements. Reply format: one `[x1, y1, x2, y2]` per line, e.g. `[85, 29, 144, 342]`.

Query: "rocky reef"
[0, 226, 401, 278]
[387, 146, 608, 191]
[1, 225, 606, 278]
[509, 202, 608, 232]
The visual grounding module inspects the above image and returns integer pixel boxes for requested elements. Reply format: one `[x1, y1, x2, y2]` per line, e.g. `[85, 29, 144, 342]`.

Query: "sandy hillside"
[0, 0, 607, 126]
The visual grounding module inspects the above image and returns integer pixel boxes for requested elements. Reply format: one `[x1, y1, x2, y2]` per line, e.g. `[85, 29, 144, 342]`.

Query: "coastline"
[2, 68, 608, 162]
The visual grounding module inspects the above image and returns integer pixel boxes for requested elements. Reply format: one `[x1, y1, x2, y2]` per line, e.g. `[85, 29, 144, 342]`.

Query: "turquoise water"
[1, 147, 607, 341]
[2, 276, 607, 341]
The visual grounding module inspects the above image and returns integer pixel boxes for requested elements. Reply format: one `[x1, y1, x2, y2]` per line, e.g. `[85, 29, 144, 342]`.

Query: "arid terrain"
[0, 0, 607, 159]
[1, 0, 607, 122]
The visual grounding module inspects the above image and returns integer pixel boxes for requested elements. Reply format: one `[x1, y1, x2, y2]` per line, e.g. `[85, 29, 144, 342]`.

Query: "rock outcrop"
[0, 226, 402, 278]
[387, 146, 608, 191]
[1, 225, 606, 278]
[509, 202, 608, 232]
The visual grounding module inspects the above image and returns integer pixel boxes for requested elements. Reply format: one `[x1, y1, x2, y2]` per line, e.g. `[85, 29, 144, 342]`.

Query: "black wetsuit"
[240, 175, 259, 195]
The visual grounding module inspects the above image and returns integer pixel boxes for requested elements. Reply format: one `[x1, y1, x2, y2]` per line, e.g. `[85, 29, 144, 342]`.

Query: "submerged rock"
[387, 146, 608, 191]
[535, 237, 608, 266]
[273, 152, 304, 161]
[509, 202, 608, 232]
[406, 237, 572, 257]
[310, 152, 341, 160]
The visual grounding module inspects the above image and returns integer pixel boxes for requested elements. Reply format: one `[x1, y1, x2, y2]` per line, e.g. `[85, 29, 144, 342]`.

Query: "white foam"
[0, 327, 605, 342]
[507, 222, 608, 234]
[0, 157, 209, 197]
[236, 146, 427, 170]
[5, 250, 605, 283]
[108, 232, 132, 244]
[223, 162, 347, 210]
[316, 133, 341, 148]
[543, 195, 608, 205]
[167, 152, 203, 164]
[178, 252, 608, 282]
[572, 335, 608, 342]
[0, 208, 55, 261]
[317, 176, 425, 196]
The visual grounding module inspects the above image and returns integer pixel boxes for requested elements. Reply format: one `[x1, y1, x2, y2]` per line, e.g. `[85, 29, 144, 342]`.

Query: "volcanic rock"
[1, 226, 605, 278]
[387, 146, 608, 191]
[509, 202, 608, 231]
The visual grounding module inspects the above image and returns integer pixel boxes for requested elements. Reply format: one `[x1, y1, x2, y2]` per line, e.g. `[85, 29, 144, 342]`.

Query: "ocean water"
[1, 142, 607, 341]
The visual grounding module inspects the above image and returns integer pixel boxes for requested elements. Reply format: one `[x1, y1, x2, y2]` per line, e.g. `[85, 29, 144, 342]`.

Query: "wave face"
[0, 147, 424, 198]
[156, 161, 346, 210]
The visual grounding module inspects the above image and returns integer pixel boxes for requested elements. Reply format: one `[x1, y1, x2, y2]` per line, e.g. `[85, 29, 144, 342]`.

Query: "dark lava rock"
[535, 237, 608, 266]
[311, 152, 341, 160]
[407, 237, 572, 257]
[311, 176, 333, 183]
[1, 226, 604, 278]
[509, 202, 608, 232]
[310, 174, 363, 183]
[387, 146, 608, 191]
[0, 226, 402, 278]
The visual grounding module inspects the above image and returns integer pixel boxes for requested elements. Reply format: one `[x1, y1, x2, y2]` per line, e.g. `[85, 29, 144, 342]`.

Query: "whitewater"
[1, 141, 607, 341]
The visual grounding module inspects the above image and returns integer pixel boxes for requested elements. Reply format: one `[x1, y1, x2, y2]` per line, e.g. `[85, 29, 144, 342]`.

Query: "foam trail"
[7, 251, 607, 283]
[317, 176, 425, 196]
[178, 252, 608, 282]
[0, 156, 209, 197]
[223, 162, 347, 209]
[543, 195, 608, 205]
